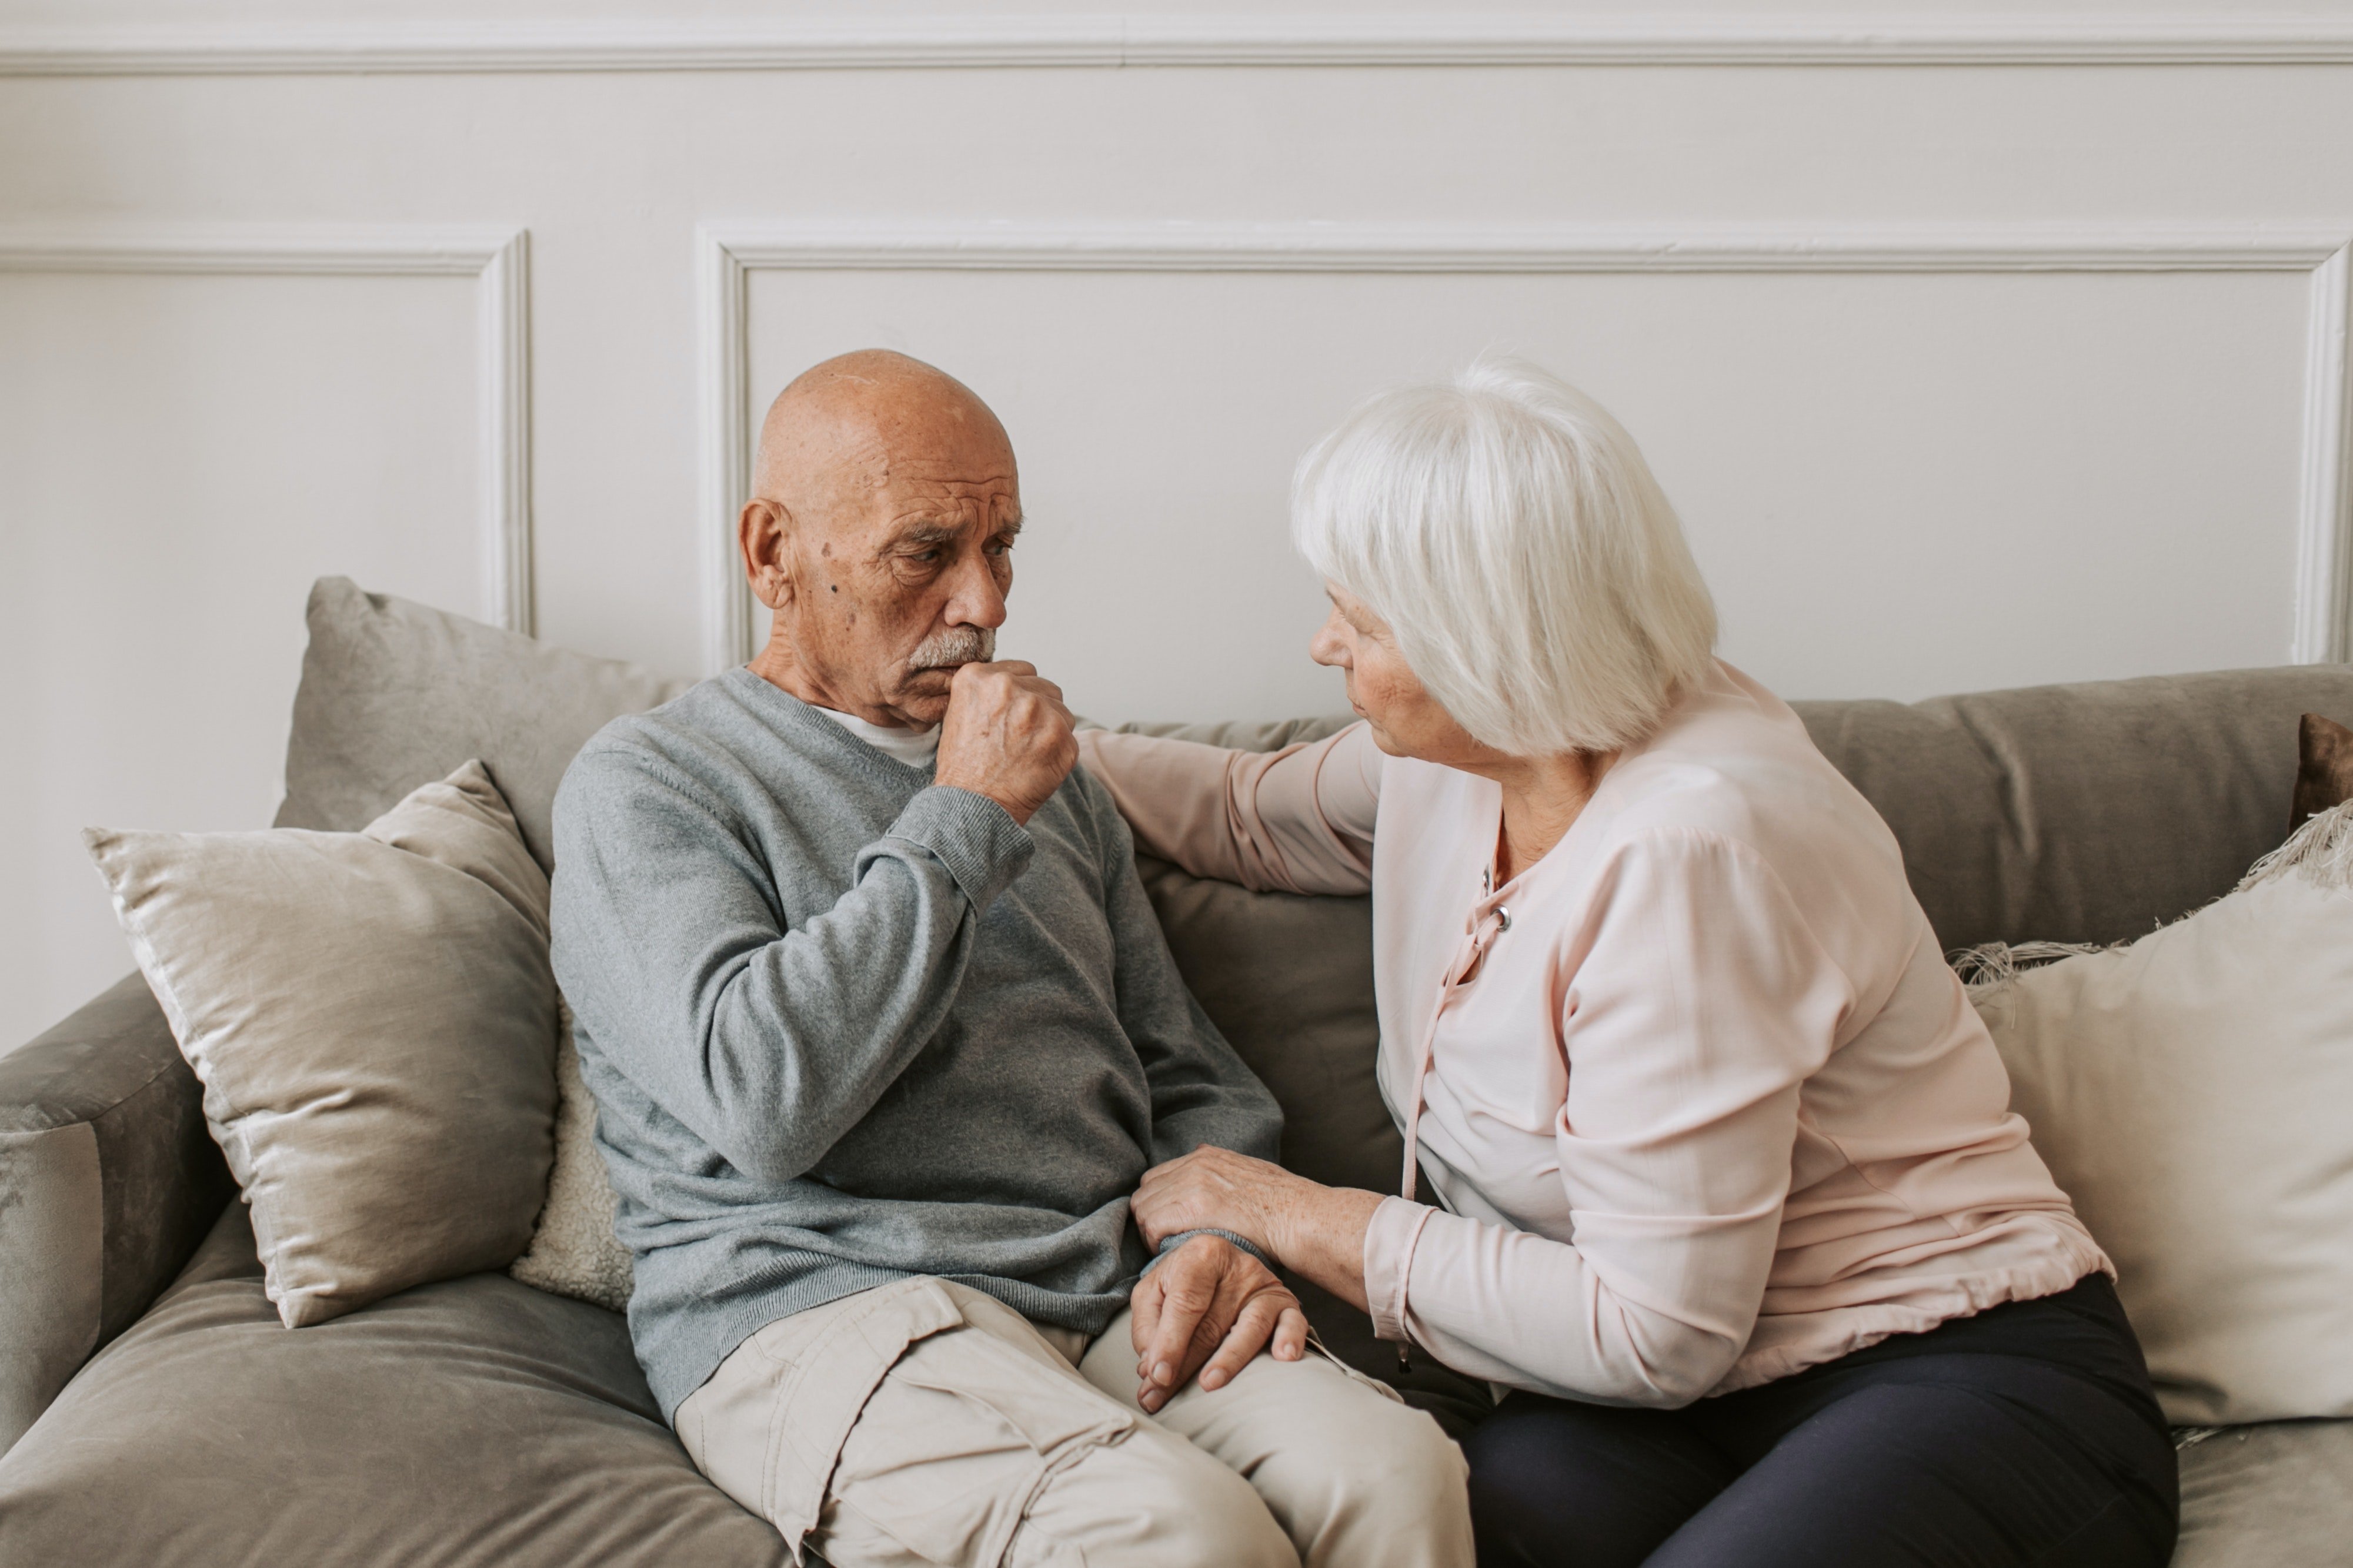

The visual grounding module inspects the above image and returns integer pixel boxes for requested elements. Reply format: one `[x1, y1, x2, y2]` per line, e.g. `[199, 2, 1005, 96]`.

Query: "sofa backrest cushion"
[1795, 666, 2353, 951]
[271, 579, 2352, 1175]
[275, 578, 690, 870]
[1109, 719, 1387, 1194]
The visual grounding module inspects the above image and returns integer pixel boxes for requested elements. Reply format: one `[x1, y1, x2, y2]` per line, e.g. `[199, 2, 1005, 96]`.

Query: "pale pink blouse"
[1077, 661, 2107, 1406]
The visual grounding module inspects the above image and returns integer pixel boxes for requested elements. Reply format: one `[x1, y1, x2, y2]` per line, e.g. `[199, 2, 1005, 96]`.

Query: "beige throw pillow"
[85, 761, 558, 1328]
[508, 1000, 633, 1313]
[1962, 801, 2353, 1424]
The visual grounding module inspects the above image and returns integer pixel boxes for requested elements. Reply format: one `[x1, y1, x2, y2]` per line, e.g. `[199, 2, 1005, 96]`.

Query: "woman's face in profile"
[1311, 583, 1487, 767]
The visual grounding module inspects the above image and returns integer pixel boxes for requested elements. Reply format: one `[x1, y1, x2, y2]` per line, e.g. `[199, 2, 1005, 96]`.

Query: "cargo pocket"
[837, 1315, 1139, 1567]
[766, 1278, 972, 1560]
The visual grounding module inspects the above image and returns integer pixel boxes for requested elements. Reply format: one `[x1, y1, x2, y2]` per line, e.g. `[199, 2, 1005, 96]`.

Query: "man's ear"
[739, 498, 795, 611]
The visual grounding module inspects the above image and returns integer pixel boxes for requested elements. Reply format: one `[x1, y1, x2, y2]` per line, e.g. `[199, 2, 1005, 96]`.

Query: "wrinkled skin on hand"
[1128, 1234, 1308, 1413]
[933, 659, 1076, 825]
[1133, 1144, 1314, 1257]
[1136, 1145, 1388, 1317]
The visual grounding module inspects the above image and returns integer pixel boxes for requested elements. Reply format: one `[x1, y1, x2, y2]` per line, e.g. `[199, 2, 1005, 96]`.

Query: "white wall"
[6, 0, 2353, 1049]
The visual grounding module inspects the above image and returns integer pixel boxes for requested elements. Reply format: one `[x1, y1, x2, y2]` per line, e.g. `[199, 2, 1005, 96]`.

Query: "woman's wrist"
[1274, 1182, 1386, 1314]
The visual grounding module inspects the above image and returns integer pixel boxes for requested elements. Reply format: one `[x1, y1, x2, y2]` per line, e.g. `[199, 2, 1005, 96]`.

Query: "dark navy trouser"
[1462, 1275, 2179, 1567]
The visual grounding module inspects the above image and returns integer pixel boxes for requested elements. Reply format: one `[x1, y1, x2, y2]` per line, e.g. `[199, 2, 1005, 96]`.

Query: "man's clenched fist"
[933, 660, 1077, 824]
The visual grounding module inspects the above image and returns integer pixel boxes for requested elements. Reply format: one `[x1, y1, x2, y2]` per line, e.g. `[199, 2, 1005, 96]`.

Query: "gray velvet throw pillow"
[84, 762, 558, 1328]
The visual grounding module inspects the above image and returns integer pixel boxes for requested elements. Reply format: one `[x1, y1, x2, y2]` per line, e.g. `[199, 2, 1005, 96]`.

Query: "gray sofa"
[2, 575, 2348, 1563]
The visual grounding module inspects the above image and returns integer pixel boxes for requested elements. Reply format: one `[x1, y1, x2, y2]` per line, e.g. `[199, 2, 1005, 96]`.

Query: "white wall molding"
[0, 225, 534, 634]
[2295, 244, 2353, 664]
[11, 14, 2353, 76]
[697, 219, 2353, 674]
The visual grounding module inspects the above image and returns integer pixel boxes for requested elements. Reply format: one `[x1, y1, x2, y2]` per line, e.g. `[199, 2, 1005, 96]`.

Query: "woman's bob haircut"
[1293, 357, 1718, 757]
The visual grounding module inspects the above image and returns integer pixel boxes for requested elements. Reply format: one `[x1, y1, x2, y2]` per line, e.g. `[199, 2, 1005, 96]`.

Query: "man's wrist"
[882, 785, 1034, 908]
[1143, 1228, 1273, 1273]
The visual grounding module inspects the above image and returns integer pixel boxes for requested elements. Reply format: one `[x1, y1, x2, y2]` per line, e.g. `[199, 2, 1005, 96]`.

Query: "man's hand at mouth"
[1129, 1234, 1309, 1414]
[933, 659, 1077, 825]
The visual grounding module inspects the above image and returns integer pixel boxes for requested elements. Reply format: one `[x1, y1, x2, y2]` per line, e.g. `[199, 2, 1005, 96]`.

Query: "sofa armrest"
[0, 974, 232, 1455]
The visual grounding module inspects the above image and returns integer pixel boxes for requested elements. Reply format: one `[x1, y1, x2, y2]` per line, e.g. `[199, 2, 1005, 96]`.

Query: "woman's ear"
[739, 499, 796, 611]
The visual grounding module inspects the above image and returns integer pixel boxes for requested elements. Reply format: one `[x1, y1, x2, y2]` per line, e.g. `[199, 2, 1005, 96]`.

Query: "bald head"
[752, 349, 1010, 510]
[738, 350, 1024, 727]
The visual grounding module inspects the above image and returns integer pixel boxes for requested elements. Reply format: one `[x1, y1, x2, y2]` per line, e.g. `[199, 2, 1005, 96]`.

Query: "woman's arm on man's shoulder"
[1074, 722, 1381, 895]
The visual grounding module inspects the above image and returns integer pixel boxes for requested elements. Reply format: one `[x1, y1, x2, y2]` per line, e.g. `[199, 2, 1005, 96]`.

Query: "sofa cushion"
[0, 975, 232, 1456]
[2172, 1421, 2353, 1567]
[275, 577, 690, 869]
[0, 1204, 787, 1567]
[87, 763, 559, 1329]
[1793, 666, 2353, 952]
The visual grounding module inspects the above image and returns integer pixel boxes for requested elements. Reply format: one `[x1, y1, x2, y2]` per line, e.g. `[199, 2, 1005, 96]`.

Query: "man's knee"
[1291, 1380, 1468, 1522]
[1142, 1449, 1300, 1568]
[1196, 1358, 1471, 1564]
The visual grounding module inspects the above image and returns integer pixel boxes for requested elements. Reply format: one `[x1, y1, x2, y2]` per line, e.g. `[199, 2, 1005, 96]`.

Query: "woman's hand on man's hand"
[1132, 1145, 1313, 1257]
[1129, 1235, 1307, 1413]
[1136, 1145, 1389, 1316]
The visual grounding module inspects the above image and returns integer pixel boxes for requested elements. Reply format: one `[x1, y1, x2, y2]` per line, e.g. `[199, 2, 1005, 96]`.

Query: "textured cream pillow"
[85, 761, 557, 1328]
[508, 999, 633, 1313]
[1963, 803, 2353, 1425]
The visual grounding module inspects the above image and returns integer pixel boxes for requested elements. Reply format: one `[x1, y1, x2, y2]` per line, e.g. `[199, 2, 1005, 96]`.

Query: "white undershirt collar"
[812, 704, 941, 768]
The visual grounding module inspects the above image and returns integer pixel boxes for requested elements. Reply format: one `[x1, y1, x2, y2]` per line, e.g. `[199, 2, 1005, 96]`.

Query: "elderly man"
[550, 350, 1468, 1567]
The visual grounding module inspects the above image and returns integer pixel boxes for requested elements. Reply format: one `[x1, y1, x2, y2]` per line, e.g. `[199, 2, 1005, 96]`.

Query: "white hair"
[1291, 357, 1718, 756]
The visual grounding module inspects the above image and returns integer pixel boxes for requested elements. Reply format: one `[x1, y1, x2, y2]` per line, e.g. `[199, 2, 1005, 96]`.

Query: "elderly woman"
[1076, 360, 2178, 1567]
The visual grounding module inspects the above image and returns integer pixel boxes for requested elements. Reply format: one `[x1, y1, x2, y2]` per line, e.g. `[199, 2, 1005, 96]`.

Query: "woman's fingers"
[1134, 1148, 1292, 1256]
[1129, 1187, 1183, 1248]
[1138, 1147, 1211, 1184]
[1132, 1162, 1223, 1246]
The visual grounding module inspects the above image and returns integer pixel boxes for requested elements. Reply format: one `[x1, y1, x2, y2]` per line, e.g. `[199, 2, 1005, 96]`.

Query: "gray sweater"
[549, 668, 1282, 1418]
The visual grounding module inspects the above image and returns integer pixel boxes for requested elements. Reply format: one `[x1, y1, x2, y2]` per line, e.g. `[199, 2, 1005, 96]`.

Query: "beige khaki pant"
[675, 1276, 1471, 1568]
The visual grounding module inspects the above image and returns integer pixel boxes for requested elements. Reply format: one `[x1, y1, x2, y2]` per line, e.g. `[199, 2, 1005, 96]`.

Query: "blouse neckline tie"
[1391, 886, 1511, 1367]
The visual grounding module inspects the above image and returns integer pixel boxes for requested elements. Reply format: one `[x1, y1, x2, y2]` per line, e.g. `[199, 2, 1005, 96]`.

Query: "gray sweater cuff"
[1142, 1228, 1274, 1275]
[880, 785, 1035, 911]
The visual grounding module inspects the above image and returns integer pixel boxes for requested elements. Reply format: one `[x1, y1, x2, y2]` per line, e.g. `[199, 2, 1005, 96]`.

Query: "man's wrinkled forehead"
[795, 430, 1020, 537]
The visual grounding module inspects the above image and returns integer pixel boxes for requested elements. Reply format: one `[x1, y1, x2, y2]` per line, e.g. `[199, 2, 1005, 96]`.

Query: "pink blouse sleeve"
[1363, 828, 1860, 1406]
[1074, 723, 1381, 896]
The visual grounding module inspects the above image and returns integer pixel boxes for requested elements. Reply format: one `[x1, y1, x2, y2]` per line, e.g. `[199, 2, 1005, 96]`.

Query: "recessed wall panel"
[0, 271, 478, 1051]
[743, 265, 2307, 727]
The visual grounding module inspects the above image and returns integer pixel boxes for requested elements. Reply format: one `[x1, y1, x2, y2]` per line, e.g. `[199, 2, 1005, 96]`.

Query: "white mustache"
[909, 626, 995, 670]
